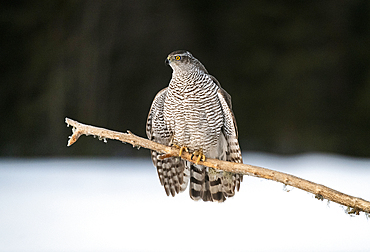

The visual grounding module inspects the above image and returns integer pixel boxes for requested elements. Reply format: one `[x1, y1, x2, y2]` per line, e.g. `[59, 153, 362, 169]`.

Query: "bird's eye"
[175, 55, 181, 61]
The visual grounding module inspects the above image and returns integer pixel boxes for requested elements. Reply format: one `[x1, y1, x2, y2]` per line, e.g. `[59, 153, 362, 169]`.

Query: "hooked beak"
[165, 57, 170, 65]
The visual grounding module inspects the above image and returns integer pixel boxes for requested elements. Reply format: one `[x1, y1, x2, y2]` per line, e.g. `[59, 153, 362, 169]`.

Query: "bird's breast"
[164, 82, 223, 154]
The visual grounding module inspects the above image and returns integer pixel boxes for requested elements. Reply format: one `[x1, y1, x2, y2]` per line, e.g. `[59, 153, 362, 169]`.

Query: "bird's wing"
[146, 87, 168, 140]
[146, 87, 189, 196]
[217, 89, 243, 191]
[217, 89, 240, 141]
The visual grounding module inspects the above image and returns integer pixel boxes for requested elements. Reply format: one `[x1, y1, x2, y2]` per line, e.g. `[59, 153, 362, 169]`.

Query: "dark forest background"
[1, 1, 369, 157]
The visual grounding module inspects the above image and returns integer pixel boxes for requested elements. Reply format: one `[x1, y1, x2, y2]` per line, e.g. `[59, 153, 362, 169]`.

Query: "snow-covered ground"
[0, 153, 369, 252]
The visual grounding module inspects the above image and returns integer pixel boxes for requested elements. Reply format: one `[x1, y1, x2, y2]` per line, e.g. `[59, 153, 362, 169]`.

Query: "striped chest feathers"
[163, 76, 223, 149]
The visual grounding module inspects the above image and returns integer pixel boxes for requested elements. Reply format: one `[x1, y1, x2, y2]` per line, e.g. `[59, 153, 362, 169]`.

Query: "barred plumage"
[146, 50, 243, 202]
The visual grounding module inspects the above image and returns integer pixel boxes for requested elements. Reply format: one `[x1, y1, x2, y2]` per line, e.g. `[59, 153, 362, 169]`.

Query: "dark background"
[1, 1, 369, 157]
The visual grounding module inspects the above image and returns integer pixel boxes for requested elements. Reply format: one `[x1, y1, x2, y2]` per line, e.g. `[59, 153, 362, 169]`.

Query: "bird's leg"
[179, 146, 189, 156]
[191, 148, 206, 165]
[172, 144, 189, 157]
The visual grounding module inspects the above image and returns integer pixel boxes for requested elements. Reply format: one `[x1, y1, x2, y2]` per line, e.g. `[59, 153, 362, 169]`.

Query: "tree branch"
[65, 117, 370, 215]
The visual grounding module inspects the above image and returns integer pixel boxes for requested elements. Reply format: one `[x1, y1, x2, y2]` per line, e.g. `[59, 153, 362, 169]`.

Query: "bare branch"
[65, 117, 370, 215]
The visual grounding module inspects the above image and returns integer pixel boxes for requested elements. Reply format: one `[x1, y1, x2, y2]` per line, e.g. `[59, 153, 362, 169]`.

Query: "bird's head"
[165, 50, 208, 73]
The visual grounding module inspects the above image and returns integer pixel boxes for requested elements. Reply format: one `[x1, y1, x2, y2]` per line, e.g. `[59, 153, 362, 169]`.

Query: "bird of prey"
[146, 50, 243, 202]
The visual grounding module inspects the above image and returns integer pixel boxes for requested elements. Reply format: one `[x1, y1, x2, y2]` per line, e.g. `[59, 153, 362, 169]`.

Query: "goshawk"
[146, 50, 243, 202]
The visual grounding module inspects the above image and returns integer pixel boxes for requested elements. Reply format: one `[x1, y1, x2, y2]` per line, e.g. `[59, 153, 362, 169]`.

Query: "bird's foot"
[191, 148, 206, 165]
[179, 146, 189, 156]
[172, 144, 189, 157]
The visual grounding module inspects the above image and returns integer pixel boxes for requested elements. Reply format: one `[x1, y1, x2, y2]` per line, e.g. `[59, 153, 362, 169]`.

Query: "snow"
[0, 153, 369, 252]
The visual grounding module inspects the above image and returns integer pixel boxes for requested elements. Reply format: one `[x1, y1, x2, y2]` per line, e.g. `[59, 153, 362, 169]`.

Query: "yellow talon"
[172, 144, 189, 157]
[195, 155, 201, 164]
[179, 146, 188, 156]
[191, 148, 206, 165]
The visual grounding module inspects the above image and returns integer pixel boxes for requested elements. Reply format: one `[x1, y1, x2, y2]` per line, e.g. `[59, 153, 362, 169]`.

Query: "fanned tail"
[188, 135, 243, 202]
[189, 164, 232, 202]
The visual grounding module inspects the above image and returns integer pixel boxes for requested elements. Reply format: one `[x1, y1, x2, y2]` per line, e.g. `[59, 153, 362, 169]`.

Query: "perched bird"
[146, 50, 243, 202]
